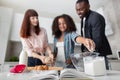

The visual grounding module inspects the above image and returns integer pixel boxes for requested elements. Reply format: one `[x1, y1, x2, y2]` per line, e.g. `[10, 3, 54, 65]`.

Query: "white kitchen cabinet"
[0, 62, 18, 72]
[109, 60, 120, 71]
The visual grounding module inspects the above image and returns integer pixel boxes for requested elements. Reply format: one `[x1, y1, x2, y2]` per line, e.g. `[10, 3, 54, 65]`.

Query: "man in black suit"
[75, 0, 112, 69]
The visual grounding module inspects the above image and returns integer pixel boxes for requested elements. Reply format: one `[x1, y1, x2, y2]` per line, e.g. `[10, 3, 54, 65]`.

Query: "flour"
[84, 57, 106, 76]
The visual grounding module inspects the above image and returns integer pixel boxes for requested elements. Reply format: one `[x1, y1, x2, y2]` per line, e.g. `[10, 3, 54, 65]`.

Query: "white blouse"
[55, 42, 66, 67]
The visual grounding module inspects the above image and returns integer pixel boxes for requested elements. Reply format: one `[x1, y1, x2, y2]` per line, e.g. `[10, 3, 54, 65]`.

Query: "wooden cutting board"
[27, 65, 63, 71]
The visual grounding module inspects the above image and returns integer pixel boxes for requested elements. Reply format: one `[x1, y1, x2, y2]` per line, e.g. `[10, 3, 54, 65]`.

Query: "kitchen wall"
[104, 0, 120, 57]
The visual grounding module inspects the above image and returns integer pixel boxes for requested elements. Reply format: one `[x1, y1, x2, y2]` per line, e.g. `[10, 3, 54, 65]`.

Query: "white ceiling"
[0, 0, 108, 22]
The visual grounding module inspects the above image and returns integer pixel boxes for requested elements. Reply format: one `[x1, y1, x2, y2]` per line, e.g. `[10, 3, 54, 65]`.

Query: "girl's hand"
[49, 53, 55, 66]
[83, 38, 95, 52]
[65, 58, 72, 64]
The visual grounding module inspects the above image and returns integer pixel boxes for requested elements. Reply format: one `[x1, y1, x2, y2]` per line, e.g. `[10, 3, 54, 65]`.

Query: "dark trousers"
[28, 57, 44, 67]
[104, 56, 109, 70]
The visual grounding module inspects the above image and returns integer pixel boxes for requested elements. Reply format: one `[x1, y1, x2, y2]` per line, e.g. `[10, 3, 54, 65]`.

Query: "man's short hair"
[76, 0, 89, 4]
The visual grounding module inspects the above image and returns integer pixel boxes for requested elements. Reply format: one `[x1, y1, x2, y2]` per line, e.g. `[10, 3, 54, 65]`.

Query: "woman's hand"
[32, 52, 54, 65]
[44, 57, 52, 64]
[41, 56, 53, 64]
[49, 53, 54, 62]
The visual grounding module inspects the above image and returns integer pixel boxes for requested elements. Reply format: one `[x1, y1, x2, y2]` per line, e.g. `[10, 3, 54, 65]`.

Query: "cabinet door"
[0, 7, 13, 64]
[110, 60, 120, 71]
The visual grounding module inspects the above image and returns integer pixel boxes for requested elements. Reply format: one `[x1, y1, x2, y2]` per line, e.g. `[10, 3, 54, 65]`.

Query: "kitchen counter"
[0, 70, 120, 80]
[89, 70, 120, 80]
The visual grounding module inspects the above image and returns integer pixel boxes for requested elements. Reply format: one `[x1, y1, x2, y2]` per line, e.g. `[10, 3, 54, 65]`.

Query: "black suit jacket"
[81, 10, 112, 56]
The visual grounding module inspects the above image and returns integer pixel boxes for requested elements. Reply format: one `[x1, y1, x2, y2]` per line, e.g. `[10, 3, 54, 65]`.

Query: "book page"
[60, 69, 88, 78]
[30, 70, 59, 80]
[30, 75, 58, 80]
[60, 78, 93, 80]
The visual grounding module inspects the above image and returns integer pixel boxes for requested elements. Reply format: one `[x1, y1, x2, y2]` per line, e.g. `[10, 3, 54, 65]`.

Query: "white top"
[81, 17, 86, 37]
[55, 42, 66, 67]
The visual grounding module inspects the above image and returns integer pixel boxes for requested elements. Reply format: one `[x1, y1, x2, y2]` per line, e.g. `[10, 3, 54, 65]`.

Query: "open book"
[30, 70, 59, 80]
[30, 69, 92, 80]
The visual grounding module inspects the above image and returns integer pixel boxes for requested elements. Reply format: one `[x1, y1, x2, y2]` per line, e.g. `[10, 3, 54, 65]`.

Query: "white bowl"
[70, 52, 99, 72]
[70, 53, 84, 72]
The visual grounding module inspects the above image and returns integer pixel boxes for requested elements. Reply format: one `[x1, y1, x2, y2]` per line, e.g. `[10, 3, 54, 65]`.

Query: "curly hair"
[52, 14, 76, 38]
[20, 9, 40, 38]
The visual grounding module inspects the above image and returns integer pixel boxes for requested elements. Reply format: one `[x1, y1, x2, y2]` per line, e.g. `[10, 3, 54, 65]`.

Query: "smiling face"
[76, 2, 90, 18]
[58, 17, 67, 33]
[30, 16, 39, 27]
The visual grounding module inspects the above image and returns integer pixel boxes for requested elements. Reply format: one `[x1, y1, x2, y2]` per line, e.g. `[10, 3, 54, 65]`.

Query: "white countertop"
[0, 70, 120, 80]
[89, 70, 120, 80]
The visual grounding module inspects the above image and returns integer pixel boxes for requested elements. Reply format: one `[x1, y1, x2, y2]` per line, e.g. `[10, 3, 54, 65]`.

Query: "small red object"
[10, 64, 26, 73]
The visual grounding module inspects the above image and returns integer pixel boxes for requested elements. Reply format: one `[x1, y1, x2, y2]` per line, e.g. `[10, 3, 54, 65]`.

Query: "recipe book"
[30, 69, 92, 80]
